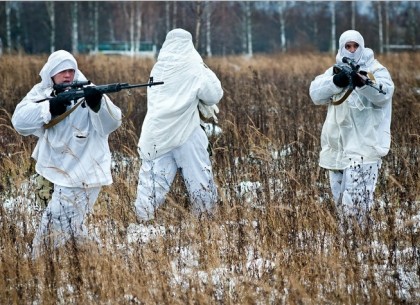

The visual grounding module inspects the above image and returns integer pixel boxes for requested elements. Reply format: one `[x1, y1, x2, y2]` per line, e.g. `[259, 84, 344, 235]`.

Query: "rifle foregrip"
[97, 83, 123, 94]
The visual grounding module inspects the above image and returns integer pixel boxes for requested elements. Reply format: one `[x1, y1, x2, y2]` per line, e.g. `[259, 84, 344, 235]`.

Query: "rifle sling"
[331, 88, 353, 106]
[44, 99, 84, 129]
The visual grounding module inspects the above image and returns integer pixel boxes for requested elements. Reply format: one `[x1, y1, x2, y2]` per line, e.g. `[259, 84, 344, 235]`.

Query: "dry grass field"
[0, 52, 419, 304]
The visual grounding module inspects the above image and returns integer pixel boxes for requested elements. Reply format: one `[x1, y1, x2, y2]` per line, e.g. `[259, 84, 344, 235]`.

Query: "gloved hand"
[83, 86, 103, 112]
[351, 70, 367, 87]
[198, 102, 219, 123]
[333, 70, 351, 88]
[49, 95, 71, 116]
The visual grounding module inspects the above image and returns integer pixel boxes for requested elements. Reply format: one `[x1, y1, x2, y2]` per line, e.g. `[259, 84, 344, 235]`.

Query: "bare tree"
[408, 1, 418, 47]
[165, 1, 170, 33]
[87, 2, 99, 53]
[71, 2, 78, 55]
[242, 2, 253, 57]
[108, 15, 115, 43]
[377, 2, 384, 53]
[330, 1, 336, 54]
[14, 2, 22, 52]
[277, 1, 286, 52]
[173, 2, 178, 29]
[3, 2, 420, 55]
[385, 2, 390, 54]
[124, 2, 142, 55]
[205, 1, 212, 57]
[128, 2, 135, 54]
[93, 2, 99, 53]
[5, 2, 12, 53]
[135, 2, 142, 53]
[194, 1, 203, 50]
[46, 2, 55, 53]
[351, 1, 356, 29]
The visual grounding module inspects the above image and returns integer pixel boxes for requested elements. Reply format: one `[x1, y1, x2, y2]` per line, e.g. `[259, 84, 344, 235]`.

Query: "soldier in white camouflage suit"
[134, 29, 223, 221]
[12, 50, 122, 257]
[309, 30, 395, 227]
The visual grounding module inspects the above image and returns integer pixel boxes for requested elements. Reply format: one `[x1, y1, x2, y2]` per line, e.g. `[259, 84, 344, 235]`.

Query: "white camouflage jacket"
[138, 29, 223, 160]
[12, 50, 122, 187]
[309, 31, 395, 170]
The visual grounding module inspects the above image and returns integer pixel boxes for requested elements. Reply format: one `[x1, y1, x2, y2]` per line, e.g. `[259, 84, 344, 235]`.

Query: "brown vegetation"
[0, 52, 419, 304]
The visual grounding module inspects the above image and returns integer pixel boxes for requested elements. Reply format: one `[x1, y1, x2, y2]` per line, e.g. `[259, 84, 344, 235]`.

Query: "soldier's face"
[52, 69, 75, 84]
[345, 41, 359, 53]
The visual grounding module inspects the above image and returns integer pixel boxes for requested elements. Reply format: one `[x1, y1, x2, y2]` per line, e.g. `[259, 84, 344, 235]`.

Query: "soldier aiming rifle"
[309, 30, 394, 231]
[11, 50, 163, 258]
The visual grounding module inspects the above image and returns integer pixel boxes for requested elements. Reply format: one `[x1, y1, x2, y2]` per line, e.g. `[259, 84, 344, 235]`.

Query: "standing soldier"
[12, 50, 122, 257]
[309, 30, 394, 228]
[134, 28, 223, 222]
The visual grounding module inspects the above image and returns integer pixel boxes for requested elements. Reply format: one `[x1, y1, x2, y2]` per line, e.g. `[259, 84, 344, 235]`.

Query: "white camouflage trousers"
[135, 127, 217, 221]
[329, 161, 380, 224]
[32, 185, 100, 258]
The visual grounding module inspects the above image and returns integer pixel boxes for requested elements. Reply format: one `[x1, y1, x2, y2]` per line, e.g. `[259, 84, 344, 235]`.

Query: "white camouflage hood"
[157, 28, 203, 64]
[39, 50, 87, 89]
[335, 30, 374, 69]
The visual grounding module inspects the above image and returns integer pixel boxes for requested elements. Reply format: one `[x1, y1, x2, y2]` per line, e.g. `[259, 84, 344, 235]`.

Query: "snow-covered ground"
[2, 150, 419, 304]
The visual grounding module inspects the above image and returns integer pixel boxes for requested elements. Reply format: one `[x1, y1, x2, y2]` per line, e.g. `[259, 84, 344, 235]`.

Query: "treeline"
[0, 1, 419, 56]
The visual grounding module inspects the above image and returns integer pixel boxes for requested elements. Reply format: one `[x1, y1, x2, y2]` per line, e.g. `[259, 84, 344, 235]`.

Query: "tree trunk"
[278, 1, 286, 52]
[205, 1, 212, 57]
[351, 1, 356, 29]
[135, 2, 142, 53]
[385, 2, 390, 54]
[243, 2, 253, 57]
[15, 3, 22, 52]
[377, 2, 384, 53]
[129, 3, 135, 54]
[408, 1, 417, 47]
[165, 1, 170, 33]
[108, 17, 115, 42]
[172, 2, 178, 29]
[93, 2, 99, 53]
[71, 2, 78, 55]
[46, 2, 55, 54]
[330, 1, 336, 54]
[194, 1, 203, 50]
[5, 2, 12, 53]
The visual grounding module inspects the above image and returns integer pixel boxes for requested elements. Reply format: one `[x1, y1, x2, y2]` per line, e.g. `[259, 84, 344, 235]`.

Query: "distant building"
[78, 41, 157, 58]
[384, 44, 420, 51]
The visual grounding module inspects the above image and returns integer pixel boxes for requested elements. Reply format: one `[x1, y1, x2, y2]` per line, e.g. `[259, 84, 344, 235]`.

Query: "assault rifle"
[36, 77, 164, 103]
[334, 57, 385, 95]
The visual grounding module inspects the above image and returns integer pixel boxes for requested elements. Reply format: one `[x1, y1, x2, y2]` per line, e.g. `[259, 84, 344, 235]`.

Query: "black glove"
[49, 95, 71, 116]
[333, 70, 351, 88]
[84, 86, 103, 112]
[351, 70, 367, 88]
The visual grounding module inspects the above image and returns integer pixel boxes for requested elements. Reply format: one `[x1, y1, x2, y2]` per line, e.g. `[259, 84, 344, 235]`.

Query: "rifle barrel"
[125, 82, 164, 89]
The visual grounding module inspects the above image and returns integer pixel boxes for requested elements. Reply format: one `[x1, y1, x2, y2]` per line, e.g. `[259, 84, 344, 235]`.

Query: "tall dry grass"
[0, 52, 419, 304]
